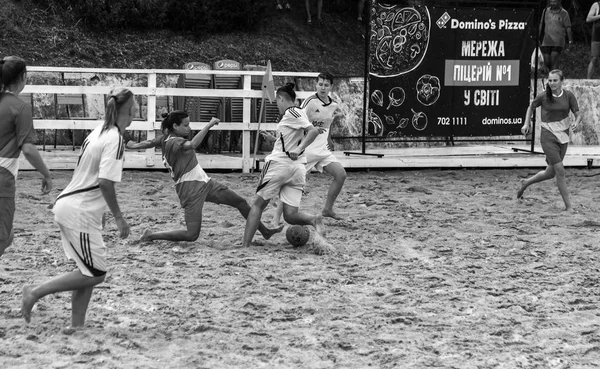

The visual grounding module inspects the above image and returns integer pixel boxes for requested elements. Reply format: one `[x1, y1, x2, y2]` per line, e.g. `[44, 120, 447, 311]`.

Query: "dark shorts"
[0, 197, 16, 245]
[179, 179, 230, 224]
[592, 41, 600, 57]
[540, 45, 563, 54]
[540, 128, 568, 165]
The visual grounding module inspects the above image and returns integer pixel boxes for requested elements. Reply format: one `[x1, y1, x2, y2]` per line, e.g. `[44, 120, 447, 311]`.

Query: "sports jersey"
[53, 125, 125, 232]
[264, 106, 313, 164]
[0, 93, 37, 198]
[161, 135, 211, 209]
[301, 93, 339, 154]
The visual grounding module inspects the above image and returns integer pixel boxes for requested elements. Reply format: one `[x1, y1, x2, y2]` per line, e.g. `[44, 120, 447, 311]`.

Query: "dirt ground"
[2, 167, 600, 368]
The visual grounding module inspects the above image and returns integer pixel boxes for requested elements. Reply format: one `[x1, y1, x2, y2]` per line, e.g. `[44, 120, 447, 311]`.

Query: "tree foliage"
[31, 0, 271, 33]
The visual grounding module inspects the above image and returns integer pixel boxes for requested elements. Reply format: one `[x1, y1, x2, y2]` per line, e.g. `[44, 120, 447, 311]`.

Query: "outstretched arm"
[126, 134, 163, 150]
[188, 117, 220, 150]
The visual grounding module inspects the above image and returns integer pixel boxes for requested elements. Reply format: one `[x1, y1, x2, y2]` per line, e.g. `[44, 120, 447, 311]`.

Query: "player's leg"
[552, 161, 571, 211]
[208, 184, 283, 239]
[273, 200, 284, 226]
[588, 55, 599, 79]
[0, 197, 15, 257]
[71, 285, 95, 327]
[141, 218, 202, 242]
[242, 196, 270, 247]
[322, 161, 346, 219]
[517, 164, 556, 199]
[22, 270, 105, 324]
[282, 202, 325, 236]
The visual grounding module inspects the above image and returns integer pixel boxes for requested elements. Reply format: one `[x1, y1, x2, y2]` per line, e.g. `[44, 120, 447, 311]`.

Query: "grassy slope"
[0, 0, 366, 76]
[0, 1, 593, 78]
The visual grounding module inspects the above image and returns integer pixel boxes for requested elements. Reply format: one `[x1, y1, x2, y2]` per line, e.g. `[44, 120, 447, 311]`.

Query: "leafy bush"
[30, 0, 270, 33]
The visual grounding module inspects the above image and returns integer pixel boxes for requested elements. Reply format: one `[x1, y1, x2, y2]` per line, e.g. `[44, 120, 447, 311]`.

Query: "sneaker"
[276, 3, 283, 10]
[285, 2, 291, 10]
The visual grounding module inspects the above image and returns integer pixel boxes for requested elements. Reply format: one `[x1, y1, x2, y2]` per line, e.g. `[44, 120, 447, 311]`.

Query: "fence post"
[146, 72, 157, 167]
[242, 73, 252, 173]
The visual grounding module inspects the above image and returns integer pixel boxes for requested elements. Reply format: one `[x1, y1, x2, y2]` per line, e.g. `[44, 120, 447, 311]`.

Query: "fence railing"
[25, 66, 321, 172]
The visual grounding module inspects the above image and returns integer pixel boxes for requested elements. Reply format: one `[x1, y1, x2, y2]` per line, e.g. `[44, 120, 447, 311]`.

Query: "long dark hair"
[103, 87, 134, 134]
[0, 56, 27, 92]
[545, 69, 564, 102]
[160, 110, 189, 133]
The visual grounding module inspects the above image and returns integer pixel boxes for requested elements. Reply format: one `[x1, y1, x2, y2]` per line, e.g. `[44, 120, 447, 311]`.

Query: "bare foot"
[517, 180, 527, 199]
[322, 209, 344, 220]
[261, 224, 284, 240]
[312, 215, 326, 237]
[140, 229, 152, 242]
[21, 284, 38, 323]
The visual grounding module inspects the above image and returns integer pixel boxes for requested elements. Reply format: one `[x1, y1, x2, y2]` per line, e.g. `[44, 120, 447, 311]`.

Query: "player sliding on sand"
[135, 111, 282, 243]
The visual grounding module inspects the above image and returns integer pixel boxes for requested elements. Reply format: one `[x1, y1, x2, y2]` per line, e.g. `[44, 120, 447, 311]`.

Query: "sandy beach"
[2, 167, 600, 368]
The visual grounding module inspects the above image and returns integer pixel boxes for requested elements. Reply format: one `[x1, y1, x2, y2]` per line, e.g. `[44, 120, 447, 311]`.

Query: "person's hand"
[259, 130, 276, 142]
[317, 127, 326, 134]
[115, 215, 130, 239]
[41, 175, 52, 194]
[521, 125, 530, 136]
[571, 120, 579, 131]
[327, 139, 335, 151]
[209, 117, 220, 127]
[287, 148, 301, 161]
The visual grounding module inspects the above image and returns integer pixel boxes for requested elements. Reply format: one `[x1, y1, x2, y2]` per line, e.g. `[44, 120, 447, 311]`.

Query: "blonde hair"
[103, 87, 134, 134]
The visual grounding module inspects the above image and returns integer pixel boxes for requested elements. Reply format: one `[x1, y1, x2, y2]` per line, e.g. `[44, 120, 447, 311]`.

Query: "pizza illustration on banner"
[370, 4, 431, 77]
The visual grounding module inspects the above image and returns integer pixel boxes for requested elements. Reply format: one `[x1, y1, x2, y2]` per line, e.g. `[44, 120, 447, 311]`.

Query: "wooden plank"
[19, 146, 600, 172]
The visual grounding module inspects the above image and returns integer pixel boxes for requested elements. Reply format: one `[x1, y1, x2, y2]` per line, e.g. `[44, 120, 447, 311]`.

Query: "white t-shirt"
[301, 93, 339, 155]
[265, 106, 313, 164]
[54, 125, 124, 232]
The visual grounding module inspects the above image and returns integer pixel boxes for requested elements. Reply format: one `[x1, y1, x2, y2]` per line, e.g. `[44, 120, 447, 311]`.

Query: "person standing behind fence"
[21, 87, 136, 328]
[0, 56, 52, 258]
[518, 69, 581, 211]
[540, 0, 573, 73]
[587, 1, 600, 78]
[305, 0, 323, 24]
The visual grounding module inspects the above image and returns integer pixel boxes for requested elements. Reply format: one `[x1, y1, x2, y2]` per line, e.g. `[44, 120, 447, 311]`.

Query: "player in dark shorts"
[138, 111, 283, 243]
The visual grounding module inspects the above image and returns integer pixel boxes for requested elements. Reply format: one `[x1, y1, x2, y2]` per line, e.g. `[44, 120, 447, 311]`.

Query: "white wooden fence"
[24, 66, 320, 173]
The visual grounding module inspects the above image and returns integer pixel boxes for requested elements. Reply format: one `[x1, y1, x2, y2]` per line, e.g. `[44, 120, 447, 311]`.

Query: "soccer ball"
[286, 225, 310, 247]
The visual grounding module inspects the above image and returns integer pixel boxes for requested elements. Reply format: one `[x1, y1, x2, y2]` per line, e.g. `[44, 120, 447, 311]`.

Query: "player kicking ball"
[137, 111, 282, 243]
[243, 83, 332, 254]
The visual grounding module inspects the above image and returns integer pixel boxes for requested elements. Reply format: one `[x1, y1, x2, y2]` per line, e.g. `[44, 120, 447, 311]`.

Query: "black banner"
[367, 2, 534, 137]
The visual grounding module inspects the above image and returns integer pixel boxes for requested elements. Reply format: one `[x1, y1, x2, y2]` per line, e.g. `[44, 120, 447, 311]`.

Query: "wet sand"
[2, 168, 600, 368]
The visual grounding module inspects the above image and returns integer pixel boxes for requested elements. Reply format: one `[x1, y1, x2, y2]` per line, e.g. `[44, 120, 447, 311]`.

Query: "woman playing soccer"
[243, 83, 328, 251]
[0, 56, 53, 257]
[271, 71, 347, 225]
[139, 111, 282, 243]
[518, 69, 581, 211]
[22, 87, 136, 327]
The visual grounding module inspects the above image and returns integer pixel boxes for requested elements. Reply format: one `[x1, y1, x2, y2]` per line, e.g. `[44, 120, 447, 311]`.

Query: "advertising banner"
[368, 1, 534, 137]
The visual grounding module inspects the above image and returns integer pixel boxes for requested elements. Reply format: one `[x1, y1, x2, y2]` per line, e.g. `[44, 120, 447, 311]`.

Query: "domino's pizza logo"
[436, 12, 451, 28]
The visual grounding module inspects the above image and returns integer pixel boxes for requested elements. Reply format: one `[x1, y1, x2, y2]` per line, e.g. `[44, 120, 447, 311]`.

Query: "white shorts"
[305, 151, 340, 173]
[58, 223, 107, 277]
[256, 160, 306, 207]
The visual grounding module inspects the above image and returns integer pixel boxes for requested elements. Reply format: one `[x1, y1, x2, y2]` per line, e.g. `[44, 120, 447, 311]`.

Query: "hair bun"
[285, 82, 295, 90]
[161, 112, 170, 119]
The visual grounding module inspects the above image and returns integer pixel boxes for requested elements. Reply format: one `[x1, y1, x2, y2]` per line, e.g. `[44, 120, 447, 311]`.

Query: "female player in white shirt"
[22, 87, 136, 327]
